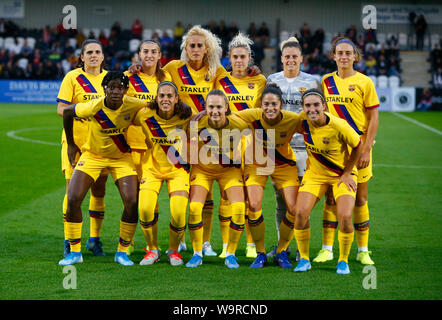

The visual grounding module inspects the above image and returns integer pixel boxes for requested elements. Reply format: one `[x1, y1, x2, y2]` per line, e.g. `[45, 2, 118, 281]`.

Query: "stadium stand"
[0, 18, 404, 86]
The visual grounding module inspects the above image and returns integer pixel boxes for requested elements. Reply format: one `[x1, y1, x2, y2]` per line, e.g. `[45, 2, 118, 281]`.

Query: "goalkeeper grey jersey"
[266, 71, 320, 149]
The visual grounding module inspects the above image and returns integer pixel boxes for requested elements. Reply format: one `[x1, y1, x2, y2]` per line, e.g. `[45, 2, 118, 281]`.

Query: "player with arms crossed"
[58, 71, 147, 266]
[314, 37, 379, 265]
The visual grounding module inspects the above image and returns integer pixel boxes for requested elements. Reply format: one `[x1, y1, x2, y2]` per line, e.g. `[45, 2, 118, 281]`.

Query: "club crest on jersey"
[77, 161, 84, 167]
[190, 175, 196, 182]
[244, 174, 249, 181]
[349, 85, 355, 91]
[299, 87, 306, 94]
[124, 114, 130, 121]
[322, 137, 330, 144]
[248, 83, 255, 89]
[140, 178, 146, 184]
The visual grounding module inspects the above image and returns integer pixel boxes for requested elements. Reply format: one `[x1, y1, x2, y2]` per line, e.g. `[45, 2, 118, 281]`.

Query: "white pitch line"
[392, 112, 442, 136]
[374, 163, 442, 169]
[6, 127, 59, 146]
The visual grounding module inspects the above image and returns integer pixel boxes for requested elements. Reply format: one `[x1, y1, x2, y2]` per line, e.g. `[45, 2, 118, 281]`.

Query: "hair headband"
[158, 81, 178, 93]
[336, 39, 356, 52]
[302, 91, 325, 103]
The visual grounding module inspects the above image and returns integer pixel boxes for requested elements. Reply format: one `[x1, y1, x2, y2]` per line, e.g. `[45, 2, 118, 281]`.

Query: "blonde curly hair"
[180, 25, 222, 81]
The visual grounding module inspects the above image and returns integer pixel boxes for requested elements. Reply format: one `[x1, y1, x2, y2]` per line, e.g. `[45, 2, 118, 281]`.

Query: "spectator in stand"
[174, 21, 185, 42]
[205, 20, 219, 35]
[87, 30, 96, 39]
[161, 31, 173, 48]
[356, 34, 365, 50]
[217, 20, 230, 44]
[228, 22, 239, 42]
[365, 54, 377, 76]
[377, 54, 388, 75]
[432, 67, 442, 89]
[345, 25, 358, 43]
[416, 88, 433, 111]
[415, 14, 427, 50]
[364, 28, 377, 44]
[429, 44, 442, 69]
[247, 22, 257, 38]
[111, 22, 121, 37]
[98, 31, 108, 46]
[251, 35, 265, 68]
[312, 28, 324, 52]
[257, 22, 270, 47]
[43, 25, 53, 48]
[388, 55, 401, 77]
[76, 29, 87, 47]
[0, 18, 5, 36]
[131, 19, 143, 39]
[152, 32, 161, 44]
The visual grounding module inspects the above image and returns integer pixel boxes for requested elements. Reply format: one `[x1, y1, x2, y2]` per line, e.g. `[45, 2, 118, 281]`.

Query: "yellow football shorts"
[357, 149, 373, 184]
[190, 166, 244, 192]
[299, 169, 357, 200]
[74, 151, 137, 182]
[244, 164, 300, 190]
[140, 166, 190, 195]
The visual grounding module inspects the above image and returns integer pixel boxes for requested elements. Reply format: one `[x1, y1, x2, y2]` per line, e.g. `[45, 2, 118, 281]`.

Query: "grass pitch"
[0, 104, 441, 300]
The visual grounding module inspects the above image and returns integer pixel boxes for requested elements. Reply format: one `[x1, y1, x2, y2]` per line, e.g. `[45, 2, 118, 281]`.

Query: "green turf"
[0, 104, 441, 300]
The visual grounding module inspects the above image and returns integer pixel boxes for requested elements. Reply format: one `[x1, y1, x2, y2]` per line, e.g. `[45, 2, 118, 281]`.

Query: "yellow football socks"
[218, 197, 231, 246]
[169, 195, 188, 251]
[338, 230, 354, 263]
[118, 221, 137, 253]
[139, 189, 159, 250]
[353, 203, 370, 250]
[294, 228, 311, 261]
[188, 202, 204, 252]
[227, 202, 245, 254]
[322, 203, 337, 249]
[88, 196, 105, 239]
[277, 212, 295, 254]
[65, 221, 83, 252]
[248, 209, 265, 253]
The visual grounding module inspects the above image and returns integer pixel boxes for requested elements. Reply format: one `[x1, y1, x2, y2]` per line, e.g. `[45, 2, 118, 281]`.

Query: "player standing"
[266, 37, 319, 260]
[214, 32, 266, 259]
[56, 40, 108, 257]
[125, 39, 172, 255]
[186, 90, 248, 269]
[134, 81, 192, 266]
[286, 89, 362, 274]
[233, 86, 303, 269]
[314, 37, 379, 265]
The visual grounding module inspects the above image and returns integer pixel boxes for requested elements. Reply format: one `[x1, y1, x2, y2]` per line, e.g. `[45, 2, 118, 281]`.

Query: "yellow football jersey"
[215, 72, 267, 111]
[73, 95, 146, 159]
[163, 59, 225, 113]
[233, 108, 302, 167]
[191, 114, 249, 173]
[322, 71, 380, 135]
[124, 70, 172, 150]
[300, 112, 361, 177]
[57, 68, 107, 145]
[133, 107, 192, 173]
